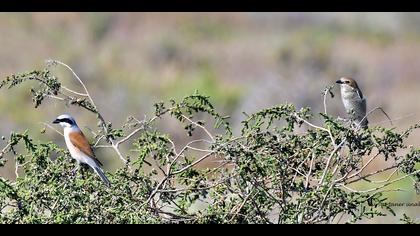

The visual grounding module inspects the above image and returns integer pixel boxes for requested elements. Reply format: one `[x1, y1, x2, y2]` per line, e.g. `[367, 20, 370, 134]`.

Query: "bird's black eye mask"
[53, 118, 74, 125]
[335, 80, 350, 85]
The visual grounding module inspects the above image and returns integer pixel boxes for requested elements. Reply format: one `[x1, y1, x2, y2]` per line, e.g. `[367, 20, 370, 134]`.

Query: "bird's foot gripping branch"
[0, 60, 419, 223]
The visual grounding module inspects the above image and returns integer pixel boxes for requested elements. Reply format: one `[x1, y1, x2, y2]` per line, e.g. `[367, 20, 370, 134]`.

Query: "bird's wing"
[355, 88, 364, 100]
[69, 131, 103, 166]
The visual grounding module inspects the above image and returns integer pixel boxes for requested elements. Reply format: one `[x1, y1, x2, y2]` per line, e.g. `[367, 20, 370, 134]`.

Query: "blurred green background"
[0, 13, 419, 223]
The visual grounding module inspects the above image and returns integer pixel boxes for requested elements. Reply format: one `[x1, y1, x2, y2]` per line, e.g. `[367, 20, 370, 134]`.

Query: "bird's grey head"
[336, 77, 359, 90]
[52, 114, 77, 128]
[335, 77, 365, 100]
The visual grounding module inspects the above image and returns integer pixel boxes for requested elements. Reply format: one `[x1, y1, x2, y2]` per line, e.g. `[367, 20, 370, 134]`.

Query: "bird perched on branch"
[53, 114, 111, 187]
[336, 77, 368, 129]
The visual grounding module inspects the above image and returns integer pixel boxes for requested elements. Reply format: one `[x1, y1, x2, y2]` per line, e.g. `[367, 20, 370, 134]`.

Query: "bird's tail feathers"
[357, 118, 369, 130]
[94, 166, 111, 188]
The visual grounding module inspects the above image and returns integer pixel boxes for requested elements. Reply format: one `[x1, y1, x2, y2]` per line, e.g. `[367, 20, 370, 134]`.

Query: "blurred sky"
[0, 12, 419, 222]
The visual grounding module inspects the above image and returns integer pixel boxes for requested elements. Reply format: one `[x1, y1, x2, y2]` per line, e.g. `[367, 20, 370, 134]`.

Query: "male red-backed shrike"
[336, 77, 368, 129]
[53, 114, 111, 187]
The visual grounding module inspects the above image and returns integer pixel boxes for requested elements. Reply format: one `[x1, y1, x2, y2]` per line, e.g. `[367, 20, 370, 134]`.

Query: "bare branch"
[323, 85, 334, 116]
[372, 112, 419, 126]
[339, 169, 420, 194]
[336, 152, 381, 183]
[61, 86, 88, 97]
[172, 151, 215, 175]
[181, 114, 215, 143]
[305, 152, 316, 189]
[343, 165, 399, 185]
[357, 106, 393, 129]
[46, 95, 65, 101]
[48, 60, 96, 108]
[116, 127, 144, 146]
[293, 113, 336, 148]
[318, 138, 346, 188]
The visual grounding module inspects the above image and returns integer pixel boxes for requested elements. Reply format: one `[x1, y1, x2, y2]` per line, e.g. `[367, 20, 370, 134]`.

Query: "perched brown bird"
[336, 77, 368, 129]
[53, 114, 111, 187]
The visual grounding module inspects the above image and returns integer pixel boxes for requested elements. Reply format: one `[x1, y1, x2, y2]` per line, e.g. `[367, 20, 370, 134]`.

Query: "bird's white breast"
[63, 126, 88, 164]
[340, 85, 367, 123]
[341, 86, 361, 111]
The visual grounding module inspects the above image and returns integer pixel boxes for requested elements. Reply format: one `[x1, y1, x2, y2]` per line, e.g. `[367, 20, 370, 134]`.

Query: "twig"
[111, 144, 129, 167]
[308, 183, 335, 223]
[50, 60, 96, 107]
[39, 122, 63, 136]
[185, 146, 213, 153]
[371, 112, 419, 126]
[338, 169, 420, 194]
[338, 152, 380, 182]
[357, 106, 393, 129]
[305, 152, 316, 189]
[15, 159, 19, 179]
[0, 142, 12, 159]
[318, 138, 346, 188]
[181, 115, 215, 143]
[61, 86, 88, 97]
[172, 151, 215, 175]
[294, 113, 330, 133]
[363, 168, 399, 184]
[158, 175, 233, 193]
[343, 165, 399, 185]
[144, 177, 168, 207]
[169, 139, 211, 165]
[93, 135, 106, 147]
[116, 127, 144, 146]
[293, 113, 336, 148]
[46, 95, 65, 101]
[94, 145, 112, 149]
[144, 145, 216, 207]
[229, 187, 255, 222]
[329, 148, 346, 181]
[323, 86, 334, 116]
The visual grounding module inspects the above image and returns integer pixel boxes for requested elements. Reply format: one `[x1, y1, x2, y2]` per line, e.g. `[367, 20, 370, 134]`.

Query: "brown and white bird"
[336, 77, 368, 129]
[53, 114, 111, 187]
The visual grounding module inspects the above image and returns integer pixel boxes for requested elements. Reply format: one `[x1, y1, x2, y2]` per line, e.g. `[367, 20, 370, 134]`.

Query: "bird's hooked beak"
[336, 79, 343, 84]
[52, 119, 60, 124]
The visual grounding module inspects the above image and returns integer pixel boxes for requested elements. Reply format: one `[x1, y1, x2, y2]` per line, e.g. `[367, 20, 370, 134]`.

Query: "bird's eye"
[344, 81, 349, 84]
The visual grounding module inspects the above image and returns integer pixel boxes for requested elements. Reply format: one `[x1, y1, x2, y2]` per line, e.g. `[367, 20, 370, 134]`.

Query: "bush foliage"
[0, 60, 419, 224]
